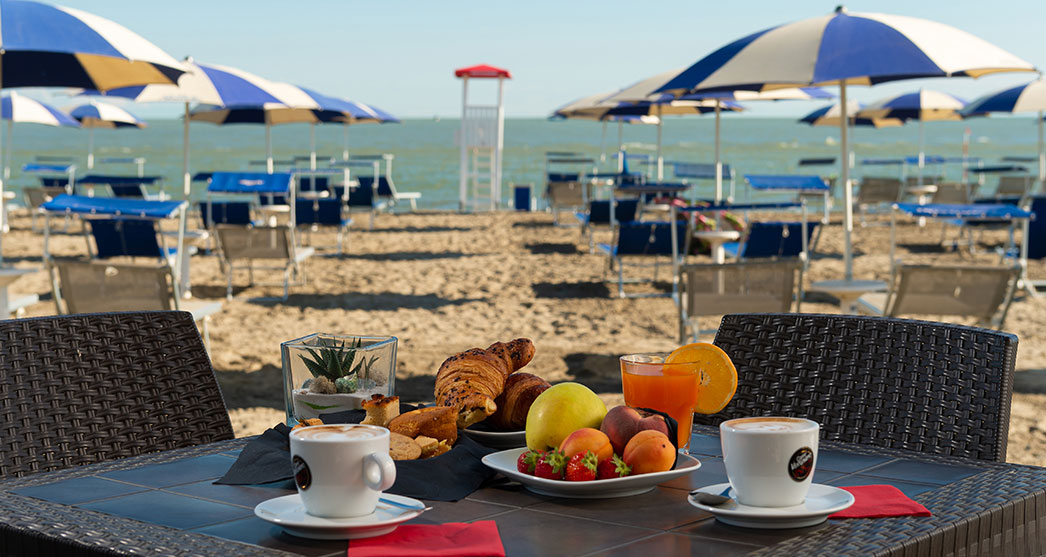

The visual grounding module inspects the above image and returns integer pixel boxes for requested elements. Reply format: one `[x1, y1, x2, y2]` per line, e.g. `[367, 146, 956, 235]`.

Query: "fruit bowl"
[481, 447, 701, 498]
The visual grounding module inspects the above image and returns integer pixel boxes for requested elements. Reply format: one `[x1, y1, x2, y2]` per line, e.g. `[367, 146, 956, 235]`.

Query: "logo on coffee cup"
[293, 455, 311, 490]
[788, 447, 814, 482]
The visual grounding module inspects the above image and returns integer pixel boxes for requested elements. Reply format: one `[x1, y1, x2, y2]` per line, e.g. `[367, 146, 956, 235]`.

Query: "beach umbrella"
[304, 93, 399, 162]
[1, 92, 80, 180]
[857, 88, 968, 185]
[654, 6, 1035, 280]
[0, 0, 187, 265]
[602, 67, 833, 195]
[799, 101, 902, 170]
[189, 84, 391, 173]
[82, 60, 314, 197]
[962, 79, 1046, 191]
[68, 101, 146, 169]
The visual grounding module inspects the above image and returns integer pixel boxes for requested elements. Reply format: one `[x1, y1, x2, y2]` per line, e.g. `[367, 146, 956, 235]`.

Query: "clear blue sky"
[30, 0, 1046, 119]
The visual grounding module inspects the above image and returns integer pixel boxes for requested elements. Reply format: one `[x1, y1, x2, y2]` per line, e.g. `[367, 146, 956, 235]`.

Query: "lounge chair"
[977, 175, 1032, 204]
[48, 258, 222, 352]
[677, 259, 802, 343]
[23, 186, 69, 232]
[214, 224, 314, 300]
[703, 312, 1016, 462]
[1021, 195, 1046, 295]
[598, 221, 687, 298]
[295, 198, 352, 256]
[87, 218, 188, 264]
[546, 173, 591, 226]
[575, 198, 640, 252]
[0, 310, 233, 478]
[857, 177, 903, 225]
[363, 175, 422, 211]
[930, 182, 971, 204]
[721, 221, 817, 261]
[855, 263, 1020, 329]
[77, 175, 164, 199]
[744, 174, 831, 224]
[345, 177, 389, 231]
[198, 201, 252, 228]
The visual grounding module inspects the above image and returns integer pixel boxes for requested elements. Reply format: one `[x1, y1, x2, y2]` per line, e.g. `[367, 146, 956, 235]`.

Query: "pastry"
[414, 435, 440, 458]
[489, 372, 551, 431]
[361, 394, 400, 428]
[435, 338, 536, 428]
[291, 418, 324, 431]
[389, 406, 458, 445]
[389, 432, 422, 461]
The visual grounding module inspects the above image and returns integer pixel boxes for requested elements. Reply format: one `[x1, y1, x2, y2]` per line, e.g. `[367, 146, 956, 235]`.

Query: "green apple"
[525, 382, 607, 451]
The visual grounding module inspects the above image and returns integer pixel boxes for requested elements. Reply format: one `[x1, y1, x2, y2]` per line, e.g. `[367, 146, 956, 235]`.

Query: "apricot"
[557, 428, 613, 461]
[600, 405, 671, 455]
[622, 430, 675, 475]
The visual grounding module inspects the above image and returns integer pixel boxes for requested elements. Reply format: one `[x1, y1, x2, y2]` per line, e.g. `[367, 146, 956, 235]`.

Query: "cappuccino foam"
[725, 417, 816, 433]
[292, 424, 384, 441]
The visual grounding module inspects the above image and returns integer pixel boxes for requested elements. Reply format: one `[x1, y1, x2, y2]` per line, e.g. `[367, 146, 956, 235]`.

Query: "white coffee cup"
[289, 424, 397, 518]
[720, 417, 819, 508]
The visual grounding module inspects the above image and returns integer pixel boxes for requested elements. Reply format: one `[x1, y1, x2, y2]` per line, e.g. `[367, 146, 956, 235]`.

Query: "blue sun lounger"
[745, 174, 831, 224]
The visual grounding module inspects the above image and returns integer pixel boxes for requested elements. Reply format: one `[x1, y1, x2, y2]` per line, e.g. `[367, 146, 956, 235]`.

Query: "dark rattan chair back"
[0, 311, 234, 478]
[705, 313, 1017, 462]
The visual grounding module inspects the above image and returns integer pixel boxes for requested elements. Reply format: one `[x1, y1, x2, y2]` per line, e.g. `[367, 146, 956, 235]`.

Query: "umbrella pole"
[599, 121, 607, 164]
[182, 101, 191, 200]
[310, 122, 317, 171]
[266, 122, 273, 174]
[918, 119, 925, 187]
[617, 121, 624, 172]
[656, 104, 663, 181]
[714, 100, 722, 203]
[4, 120, 11, 181]
[343, 122, 350, 161]
[840, 83, 853, 282]
[87, 127, 94, 170]
[0, 55, 5, 261]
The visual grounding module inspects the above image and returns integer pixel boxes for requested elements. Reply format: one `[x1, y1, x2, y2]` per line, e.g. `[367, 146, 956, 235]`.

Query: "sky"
[25, 0, 1046, 119]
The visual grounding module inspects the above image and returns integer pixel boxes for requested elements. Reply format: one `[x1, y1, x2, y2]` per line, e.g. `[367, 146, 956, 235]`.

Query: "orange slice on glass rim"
[665, 342, 737, 414]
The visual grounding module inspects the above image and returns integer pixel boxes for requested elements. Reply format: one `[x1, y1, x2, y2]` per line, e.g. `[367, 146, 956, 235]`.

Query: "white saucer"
[688, 483, 855, 529]
[254, 493, 426, 540]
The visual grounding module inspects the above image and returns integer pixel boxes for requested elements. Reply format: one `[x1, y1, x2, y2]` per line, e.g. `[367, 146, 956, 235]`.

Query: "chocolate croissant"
[435, 338, 535, 428]
[490, 372, 551, 431]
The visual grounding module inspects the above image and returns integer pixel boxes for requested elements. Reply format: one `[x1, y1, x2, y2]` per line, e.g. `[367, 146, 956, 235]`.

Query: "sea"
[3, 116, 1041, 210]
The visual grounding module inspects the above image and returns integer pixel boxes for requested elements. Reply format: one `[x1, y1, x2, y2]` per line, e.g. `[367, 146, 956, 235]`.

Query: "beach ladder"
[468, 146, 496, 211]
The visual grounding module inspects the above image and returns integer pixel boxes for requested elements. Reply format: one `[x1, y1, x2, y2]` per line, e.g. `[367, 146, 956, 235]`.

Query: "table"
[2, 426, 1044, 556]
[0, 267, 38, 318]
[808, 279, 888, 314]
[694, 230, 741, 264]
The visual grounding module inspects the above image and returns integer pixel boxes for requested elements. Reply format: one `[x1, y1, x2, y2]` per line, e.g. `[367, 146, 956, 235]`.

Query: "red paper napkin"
[829, 485, 932, 519]
[347, 520, 505, 557]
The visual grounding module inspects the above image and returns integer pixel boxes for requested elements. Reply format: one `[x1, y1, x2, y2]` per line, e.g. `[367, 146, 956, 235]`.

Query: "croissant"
[388, 406, 458, 445]
[435, 338, 536, 428]
[490, 372, 551, 431]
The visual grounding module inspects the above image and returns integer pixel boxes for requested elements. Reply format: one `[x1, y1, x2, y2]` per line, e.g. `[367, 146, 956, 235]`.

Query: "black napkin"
[215, 404, 499, 502]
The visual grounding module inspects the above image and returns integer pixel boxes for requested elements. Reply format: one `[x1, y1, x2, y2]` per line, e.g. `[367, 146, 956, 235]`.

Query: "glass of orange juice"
[620, 353, 700, 450]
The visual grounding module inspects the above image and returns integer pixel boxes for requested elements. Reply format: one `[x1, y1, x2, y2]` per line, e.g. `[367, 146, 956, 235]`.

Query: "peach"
[622, 430, 676, 475]
[557, 428, 613, 461]
[600, 406, 672, 455]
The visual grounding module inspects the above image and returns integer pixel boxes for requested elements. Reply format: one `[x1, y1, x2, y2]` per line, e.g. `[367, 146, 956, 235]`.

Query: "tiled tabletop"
[2, 428, 1044, 557]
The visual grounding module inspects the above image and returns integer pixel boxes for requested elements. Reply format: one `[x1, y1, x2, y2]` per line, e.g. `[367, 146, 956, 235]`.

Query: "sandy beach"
[4, 207, 1045, 465]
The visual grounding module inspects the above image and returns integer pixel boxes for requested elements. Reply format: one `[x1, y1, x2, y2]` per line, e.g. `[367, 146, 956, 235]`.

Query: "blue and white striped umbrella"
[1, 91, 79, 182]
[68, 101, 145, 170]
[858, 89, 970, 183]
[190, 83, 399, 172]
[653, 6, 1036, 281]
[0, 0, 187, 264]
[799, 101, 902, 128]
[964, 80, 1046, 187]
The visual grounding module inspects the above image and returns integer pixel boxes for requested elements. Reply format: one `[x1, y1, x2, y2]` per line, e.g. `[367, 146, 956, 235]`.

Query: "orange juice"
[620, 357, 700, 449]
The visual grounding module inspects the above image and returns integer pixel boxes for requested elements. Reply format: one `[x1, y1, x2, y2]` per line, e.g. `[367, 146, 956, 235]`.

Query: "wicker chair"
[0, 311, 234, 478]
[703, 313, 1017, 462]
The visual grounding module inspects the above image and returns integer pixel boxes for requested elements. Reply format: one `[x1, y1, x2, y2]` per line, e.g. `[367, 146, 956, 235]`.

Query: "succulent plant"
[299, 337, 379, 393]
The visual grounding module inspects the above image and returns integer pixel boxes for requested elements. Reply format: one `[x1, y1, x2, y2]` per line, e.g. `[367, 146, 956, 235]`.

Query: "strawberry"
[565, 451, 599, 482]
[534, 449, 567, 480]
[517, 450, 541, 475]
[596, 454, 632, 480]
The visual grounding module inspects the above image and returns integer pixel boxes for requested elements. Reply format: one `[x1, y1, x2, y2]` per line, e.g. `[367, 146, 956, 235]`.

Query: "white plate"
[482, 447, 701, 498]
[254, 493, 426, 540]
[460, 428, 526, 449]
[688, 483, 855, 529]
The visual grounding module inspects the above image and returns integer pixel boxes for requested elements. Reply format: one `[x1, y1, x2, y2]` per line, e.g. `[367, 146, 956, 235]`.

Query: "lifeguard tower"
[455, 64, 510, 212]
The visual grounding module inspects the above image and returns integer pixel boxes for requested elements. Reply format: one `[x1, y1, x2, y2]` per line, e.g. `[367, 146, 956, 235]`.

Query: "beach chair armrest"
[294, 246, 316, 263]
[180, 300, 223, 321]
[596, 243, 615, 256]
[394, 192, 422, 200]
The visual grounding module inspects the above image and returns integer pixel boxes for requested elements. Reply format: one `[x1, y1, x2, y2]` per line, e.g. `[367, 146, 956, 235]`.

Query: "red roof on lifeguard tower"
[454, 64, 511, 79]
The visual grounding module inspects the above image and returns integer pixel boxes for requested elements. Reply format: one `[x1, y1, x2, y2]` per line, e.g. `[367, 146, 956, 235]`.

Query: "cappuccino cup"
[720, 417, 819, 507]
[289, 424, 397, 518]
